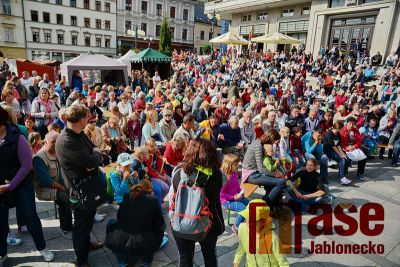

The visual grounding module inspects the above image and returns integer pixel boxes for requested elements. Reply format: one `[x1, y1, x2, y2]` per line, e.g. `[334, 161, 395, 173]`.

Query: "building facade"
[23, 0, 117, 61]
[194, 2, 221, 53]
[0, 0, 26, 58]
[205, 0, 400, 59]
[117, 0, 195, 54]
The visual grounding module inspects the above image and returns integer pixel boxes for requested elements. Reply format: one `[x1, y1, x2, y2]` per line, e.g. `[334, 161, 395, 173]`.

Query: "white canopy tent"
[60, 53, 129, 85]
[117, 50, 137, 73]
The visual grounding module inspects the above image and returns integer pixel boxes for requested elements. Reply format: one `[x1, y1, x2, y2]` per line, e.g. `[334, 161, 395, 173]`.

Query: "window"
[65, 53, 78, 61]
[105, 20, 110, 30]
[125, 0, 132, 10]
[183, 9, 188, 21]
[302, 6, 310, 15]
[156, 4, 162, 16]
[105, 2, 110, 12]
[71, 34, 78, 45]
[279, 20, 309, 32]
[52, 52, 62, 61]
[31, 10, 38, 22]
[32, 31, 40, 42]
[209, 31, 214, 40]
[70, 0, 76, 7]
[43, 12, 50, 23]
[84, 18, 90, 28]
[2, 0, 11, 15]
[170, 6, 175, 18]
[84, 0, 89, 9]
[257, 12, 268, 20]
[95, 19, 101, 29]
[329, 0, 345, 8]
[125, 20, 131, 32]
[242, 15, 251, 22]
[155, 25, 161, 36]
[56, 14, 63, 25]
[170, 27, 174, 38]
[96, 37, 101, 47]
[200, 30, 204, 40]
[56, 0, 62, 5]
[44, 32, 51, 43]
[141, 1, 147, 13]
[85, 36, 91, 46]
[71, 16, 77, 26]
[42, 0, 49, 3]
[141, 22, 147, 33]
[282, 9, 294, 17]
[95, 1, 101, 11]
[105, 38, 110, 48]
[57, 33, 64, 44]
[182, 28, 187, 40]
[4, 28, 14, 42]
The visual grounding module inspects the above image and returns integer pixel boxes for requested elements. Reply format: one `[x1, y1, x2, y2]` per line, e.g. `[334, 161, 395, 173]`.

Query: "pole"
[135, 25, 137, 49]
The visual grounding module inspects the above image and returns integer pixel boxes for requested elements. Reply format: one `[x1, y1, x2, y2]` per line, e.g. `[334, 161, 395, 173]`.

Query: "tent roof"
[251, 32, 301, 44]
[131, 48, 171, 63]
[209, 32, 249, 45]
[119, 49, 136, 62]
[60, 54, 127, 69]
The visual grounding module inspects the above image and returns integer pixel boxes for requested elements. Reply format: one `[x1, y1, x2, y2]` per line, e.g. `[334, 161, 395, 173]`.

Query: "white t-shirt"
[20, 77, 33, 90]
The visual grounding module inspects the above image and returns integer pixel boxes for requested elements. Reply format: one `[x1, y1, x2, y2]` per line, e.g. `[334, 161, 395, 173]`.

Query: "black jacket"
[55, 127, 102, 187]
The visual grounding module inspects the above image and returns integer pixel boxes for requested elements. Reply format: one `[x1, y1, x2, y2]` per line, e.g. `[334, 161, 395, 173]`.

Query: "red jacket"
[335, 95, 348, 109]
[290, 135, 303, 156]
[127, 119, 141, 138]
[163, 141, 184, 166]
[241, 92, 251, 106]
[340, 127, 363, 151]
[145, 151, 166, 178]
[214, 107, 231, 123]
[255, 127, 264, 139]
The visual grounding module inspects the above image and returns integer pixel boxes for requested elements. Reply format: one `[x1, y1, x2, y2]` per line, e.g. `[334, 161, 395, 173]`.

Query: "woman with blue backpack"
[169, 138, 225, 267]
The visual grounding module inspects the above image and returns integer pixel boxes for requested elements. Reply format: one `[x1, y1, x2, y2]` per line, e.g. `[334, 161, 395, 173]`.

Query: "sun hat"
[238, 199, 270, 221]
[117, 153, 134, 167]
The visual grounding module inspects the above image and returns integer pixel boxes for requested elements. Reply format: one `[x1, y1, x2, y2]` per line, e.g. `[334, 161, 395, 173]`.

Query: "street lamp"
[127, 25, 145, 49]
[207, 11, 221, 49]
[144, 36, 153, 48]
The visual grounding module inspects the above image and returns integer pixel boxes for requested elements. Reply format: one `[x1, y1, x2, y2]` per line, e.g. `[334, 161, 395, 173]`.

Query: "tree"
[159, 17, 172, 56]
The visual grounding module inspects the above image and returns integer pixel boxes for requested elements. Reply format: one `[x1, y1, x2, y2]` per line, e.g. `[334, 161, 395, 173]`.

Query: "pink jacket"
[220, 172, 241, 204]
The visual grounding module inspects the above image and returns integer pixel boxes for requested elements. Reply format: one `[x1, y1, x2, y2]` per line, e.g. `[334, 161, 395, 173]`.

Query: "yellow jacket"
[199, 120, 212, 140]
[234, 223, 289, 267]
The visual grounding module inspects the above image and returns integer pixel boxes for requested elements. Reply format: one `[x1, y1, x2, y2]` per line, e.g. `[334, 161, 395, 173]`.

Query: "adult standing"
[30, 88, 58, 138]
[0, 106, 54, 263]
[242, 130, 286, 209]
[55, 104, 104, 267]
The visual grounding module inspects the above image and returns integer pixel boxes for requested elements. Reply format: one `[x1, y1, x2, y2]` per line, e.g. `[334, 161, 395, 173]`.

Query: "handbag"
[346, 148, 367, 162]
[0, 190, 17, 209]
[74, 173, 107, 211]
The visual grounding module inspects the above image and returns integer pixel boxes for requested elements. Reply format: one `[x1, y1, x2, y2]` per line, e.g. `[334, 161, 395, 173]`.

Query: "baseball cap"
[117, 153, 134, 167]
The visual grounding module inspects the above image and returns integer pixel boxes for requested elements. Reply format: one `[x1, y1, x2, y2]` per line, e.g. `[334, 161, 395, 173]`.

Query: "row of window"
[31, 51, 80, 62]
[31, 30, 111, 47]
[199, 31, 214, 41]
[238, 20, 309, 36]
[125, 21, 189, 40]
[30, 11, 111, 30]
[36, 0, 111, 12]
[125, 0, 189, 20]
[241, 7, 310, 22]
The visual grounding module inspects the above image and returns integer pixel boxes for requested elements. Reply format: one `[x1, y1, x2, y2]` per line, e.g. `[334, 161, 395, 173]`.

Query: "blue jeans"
[106, 219, 154, 267]
[0, 179, 46, 257]
[294, 149, 306, 166]
[223, 198, 249, 228]
[288, 189, 323, 211]
[324, 149, 347, 179]
[392, 140, 400, 165]
[305, 152, 328, 180]
[247, 172, 285, 205]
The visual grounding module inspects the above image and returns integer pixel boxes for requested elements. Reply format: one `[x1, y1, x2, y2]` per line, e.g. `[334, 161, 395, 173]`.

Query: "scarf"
[38, 98, 51, 113]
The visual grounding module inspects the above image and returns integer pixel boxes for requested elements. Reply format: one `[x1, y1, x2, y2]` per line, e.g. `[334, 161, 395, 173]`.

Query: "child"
[279, 127, 296, 175]
[109, 153, 138, 204]
[287, 158, 327, 212]
[127, 111, 141, 149]
[360, 118, 379, 157]
[290, 127, 306, 167]
[220, 154, 249, 234]
[132, 146, 163, 206]
[263, 144, 285, 178]
[144, 138, 171, 201]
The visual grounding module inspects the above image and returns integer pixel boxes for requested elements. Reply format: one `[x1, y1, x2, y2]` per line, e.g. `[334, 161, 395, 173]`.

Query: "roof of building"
[194, 3, 218, 25]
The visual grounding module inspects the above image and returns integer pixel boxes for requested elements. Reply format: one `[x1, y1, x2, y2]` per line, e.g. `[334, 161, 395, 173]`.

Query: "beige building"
[194, 3, 221, 53]
[0, 0, 26, 59]
[205, 0, 400, 59]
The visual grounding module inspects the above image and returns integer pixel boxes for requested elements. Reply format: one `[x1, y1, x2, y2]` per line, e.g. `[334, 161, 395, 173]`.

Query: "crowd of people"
[0, 45, 400, 267]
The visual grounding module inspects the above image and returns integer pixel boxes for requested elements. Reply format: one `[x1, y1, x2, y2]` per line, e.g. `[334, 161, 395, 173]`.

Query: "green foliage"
[199, 47, 203, 55]
[159, 17, 172, 56]
[202, 45, 211, 54]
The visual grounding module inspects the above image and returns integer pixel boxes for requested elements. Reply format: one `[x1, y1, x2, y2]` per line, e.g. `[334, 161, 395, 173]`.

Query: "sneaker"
[59, 230, 72, 240]
[340, 177, 352, 185]
[18, 225, 28, 234]
[39, 248, 54, 262]
[357, 174, 365, 181]
[7, 232, 22, 246]
[94, 213, 106, 223]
